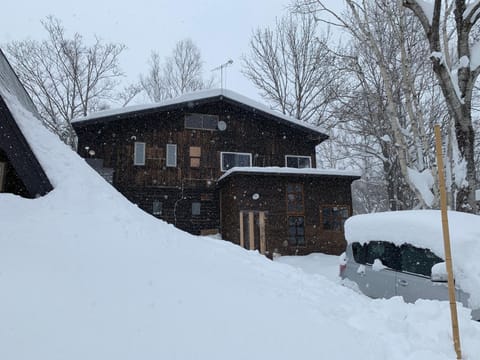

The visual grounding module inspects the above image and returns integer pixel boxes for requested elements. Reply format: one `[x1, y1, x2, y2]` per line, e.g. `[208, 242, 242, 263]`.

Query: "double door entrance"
[239, 211, 267, 255]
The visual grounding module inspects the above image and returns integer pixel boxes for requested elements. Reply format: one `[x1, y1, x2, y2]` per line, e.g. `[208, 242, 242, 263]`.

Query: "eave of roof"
[217, 166, 361, 184]
[72, 89, 328, 142]
[0, 49, 53, 196]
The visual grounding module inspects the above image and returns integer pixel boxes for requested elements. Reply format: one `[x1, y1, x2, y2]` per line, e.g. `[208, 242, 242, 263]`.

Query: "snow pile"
[275, 253, 340, 282]
[345, 210, 480, 308]
[1, 90, 480, 359]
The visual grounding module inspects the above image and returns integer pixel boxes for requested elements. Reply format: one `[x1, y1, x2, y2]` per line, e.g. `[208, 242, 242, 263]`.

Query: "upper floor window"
[185, 113, 219, 130]
[166, 144, 177, 167]
[190, 146, 201, 168]
[221, 152, 252, 172]
[285, 155, 312, 168]
[134, 142, 145, 166]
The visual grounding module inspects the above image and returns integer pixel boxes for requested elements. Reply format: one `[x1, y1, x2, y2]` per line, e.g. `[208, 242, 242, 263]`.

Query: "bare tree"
[140, 39, 212, 102]
[403, 0, 478, 212]
[5, 16, 125, 146]
[296, 0, 445, 210]
[116, 83, 143, 107]
[242, 13, 340, 125]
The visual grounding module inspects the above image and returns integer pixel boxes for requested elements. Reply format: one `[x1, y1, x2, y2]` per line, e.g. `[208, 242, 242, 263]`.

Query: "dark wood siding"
[0, 98, 52, 198]
[0, 150, 29, 196]
[118, 185, 219, 235]
[74, 99, 321, 235]
[219, 174, 356, 256]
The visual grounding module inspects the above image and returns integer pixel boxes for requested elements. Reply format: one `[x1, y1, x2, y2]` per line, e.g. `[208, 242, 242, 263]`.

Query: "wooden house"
[72, 89, 359, 256]
[0, 49, 52, 198]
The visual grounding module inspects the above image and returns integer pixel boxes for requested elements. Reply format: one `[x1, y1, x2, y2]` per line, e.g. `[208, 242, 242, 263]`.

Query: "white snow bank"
[275, 253, 340, 282]
[345, 210, 480, 308]
[1, 90, 480, 359]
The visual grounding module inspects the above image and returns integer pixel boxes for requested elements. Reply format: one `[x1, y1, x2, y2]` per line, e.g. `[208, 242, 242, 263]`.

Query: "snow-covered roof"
[476, 189, 480, 201]
[72, 88, 327, 139]
[345, 210, 480, 308]
[0, 51, 40, 120]
[0, 49, 53, 195]
[218, 166, 361, 182]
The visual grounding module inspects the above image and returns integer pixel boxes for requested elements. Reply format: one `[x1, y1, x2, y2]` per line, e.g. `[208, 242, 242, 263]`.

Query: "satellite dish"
[218, 120, 227, 131]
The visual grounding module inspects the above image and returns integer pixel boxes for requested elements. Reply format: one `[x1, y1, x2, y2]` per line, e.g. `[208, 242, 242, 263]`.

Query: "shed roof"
[217, 166, 361, 184]
[0, 49, 53, 197]
[72, 89, 328, 142]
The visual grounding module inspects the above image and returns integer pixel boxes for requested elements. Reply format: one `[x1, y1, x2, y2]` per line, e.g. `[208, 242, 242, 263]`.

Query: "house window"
[185, 113, 219, 130]
[190, 146, 201, 168]
[134, 142, 145, 165]
[220, 152, 252, 172]
[321, 206, 349, 231]
[192, 202, 201, 216]
[166, 144, 177, 167]
[288, 216, 305, 246]
[285, 155, 312, 168]
[153, 200, 163, 216]
[286, 184, 304, 213]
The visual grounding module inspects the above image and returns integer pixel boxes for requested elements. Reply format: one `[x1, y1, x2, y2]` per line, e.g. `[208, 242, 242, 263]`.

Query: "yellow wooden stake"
[239, 211, 245, 248]
[434, 125, 462, 359]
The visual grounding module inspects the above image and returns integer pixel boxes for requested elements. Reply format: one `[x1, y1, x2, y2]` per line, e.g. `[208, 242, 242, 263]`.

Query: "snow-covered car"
[340, 210, 480, 321]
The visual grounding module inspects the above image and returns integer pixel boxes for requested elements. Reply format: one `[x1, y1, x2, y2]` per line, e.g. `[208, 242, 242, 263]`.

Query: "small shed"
[0, 49, 52, 198]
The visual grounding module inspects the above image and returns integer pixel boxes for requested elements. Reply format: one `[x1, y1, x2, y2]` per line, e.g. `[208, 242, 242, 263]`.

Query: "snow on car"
[342, 210, 480, 320]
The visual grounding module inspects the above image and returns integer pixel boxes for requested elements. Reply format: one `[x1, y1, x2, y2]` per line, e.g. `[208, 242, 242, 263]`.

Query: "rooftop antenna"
[211, 59, 233, 89]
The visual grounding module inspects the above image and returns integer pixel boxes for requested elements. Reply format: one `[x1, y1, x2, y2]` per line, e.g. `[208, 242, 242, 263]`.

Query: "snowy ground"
[1, 90, 480, 359]
[275, 253, 340, 282]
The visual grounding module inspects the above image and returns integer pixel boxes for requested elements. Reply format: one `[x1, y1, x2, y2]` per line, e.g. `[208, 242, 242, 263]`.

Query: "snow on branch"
[407, 167, 435, 207]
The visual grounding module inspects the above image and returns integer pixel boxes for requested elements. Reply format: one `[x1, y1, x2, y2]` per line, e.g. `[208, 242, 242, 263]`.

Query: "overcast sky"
[1, 0, 341, 104]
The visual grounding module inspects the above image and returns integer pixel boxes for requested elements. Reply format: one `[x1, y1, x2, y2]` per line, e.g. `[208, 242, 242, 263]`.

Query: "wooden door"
[239, 211, 266, 254]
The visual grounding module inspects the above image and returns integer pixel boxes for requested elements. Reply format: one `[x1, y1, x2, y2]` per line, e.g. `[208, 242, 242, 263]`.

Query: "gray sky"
[1, 0, 341, 104]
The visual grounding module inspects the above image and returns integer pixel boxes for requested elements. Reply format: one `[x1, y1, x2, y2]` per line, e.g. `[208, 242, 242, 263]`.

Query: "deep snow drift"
[1, 91, 480, 359]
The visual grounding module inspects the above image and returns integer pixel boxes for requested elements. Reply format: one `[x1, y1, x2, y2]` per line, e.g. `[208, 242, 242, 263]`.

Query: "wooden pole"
[259, 211, 266, 255]
[248, 212, 255, 250]
[239, 212, 245, 248]
[434, 125, 462, 359]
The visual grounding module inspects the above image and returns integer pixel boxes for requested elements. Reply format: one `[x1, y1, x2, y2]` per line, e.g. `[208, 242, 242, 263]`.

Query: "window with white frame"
[220, 152, 252, 172]
[134, 142, 145, 165]
[285, 155, 312, 168]
[166, 144, 177, 167]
